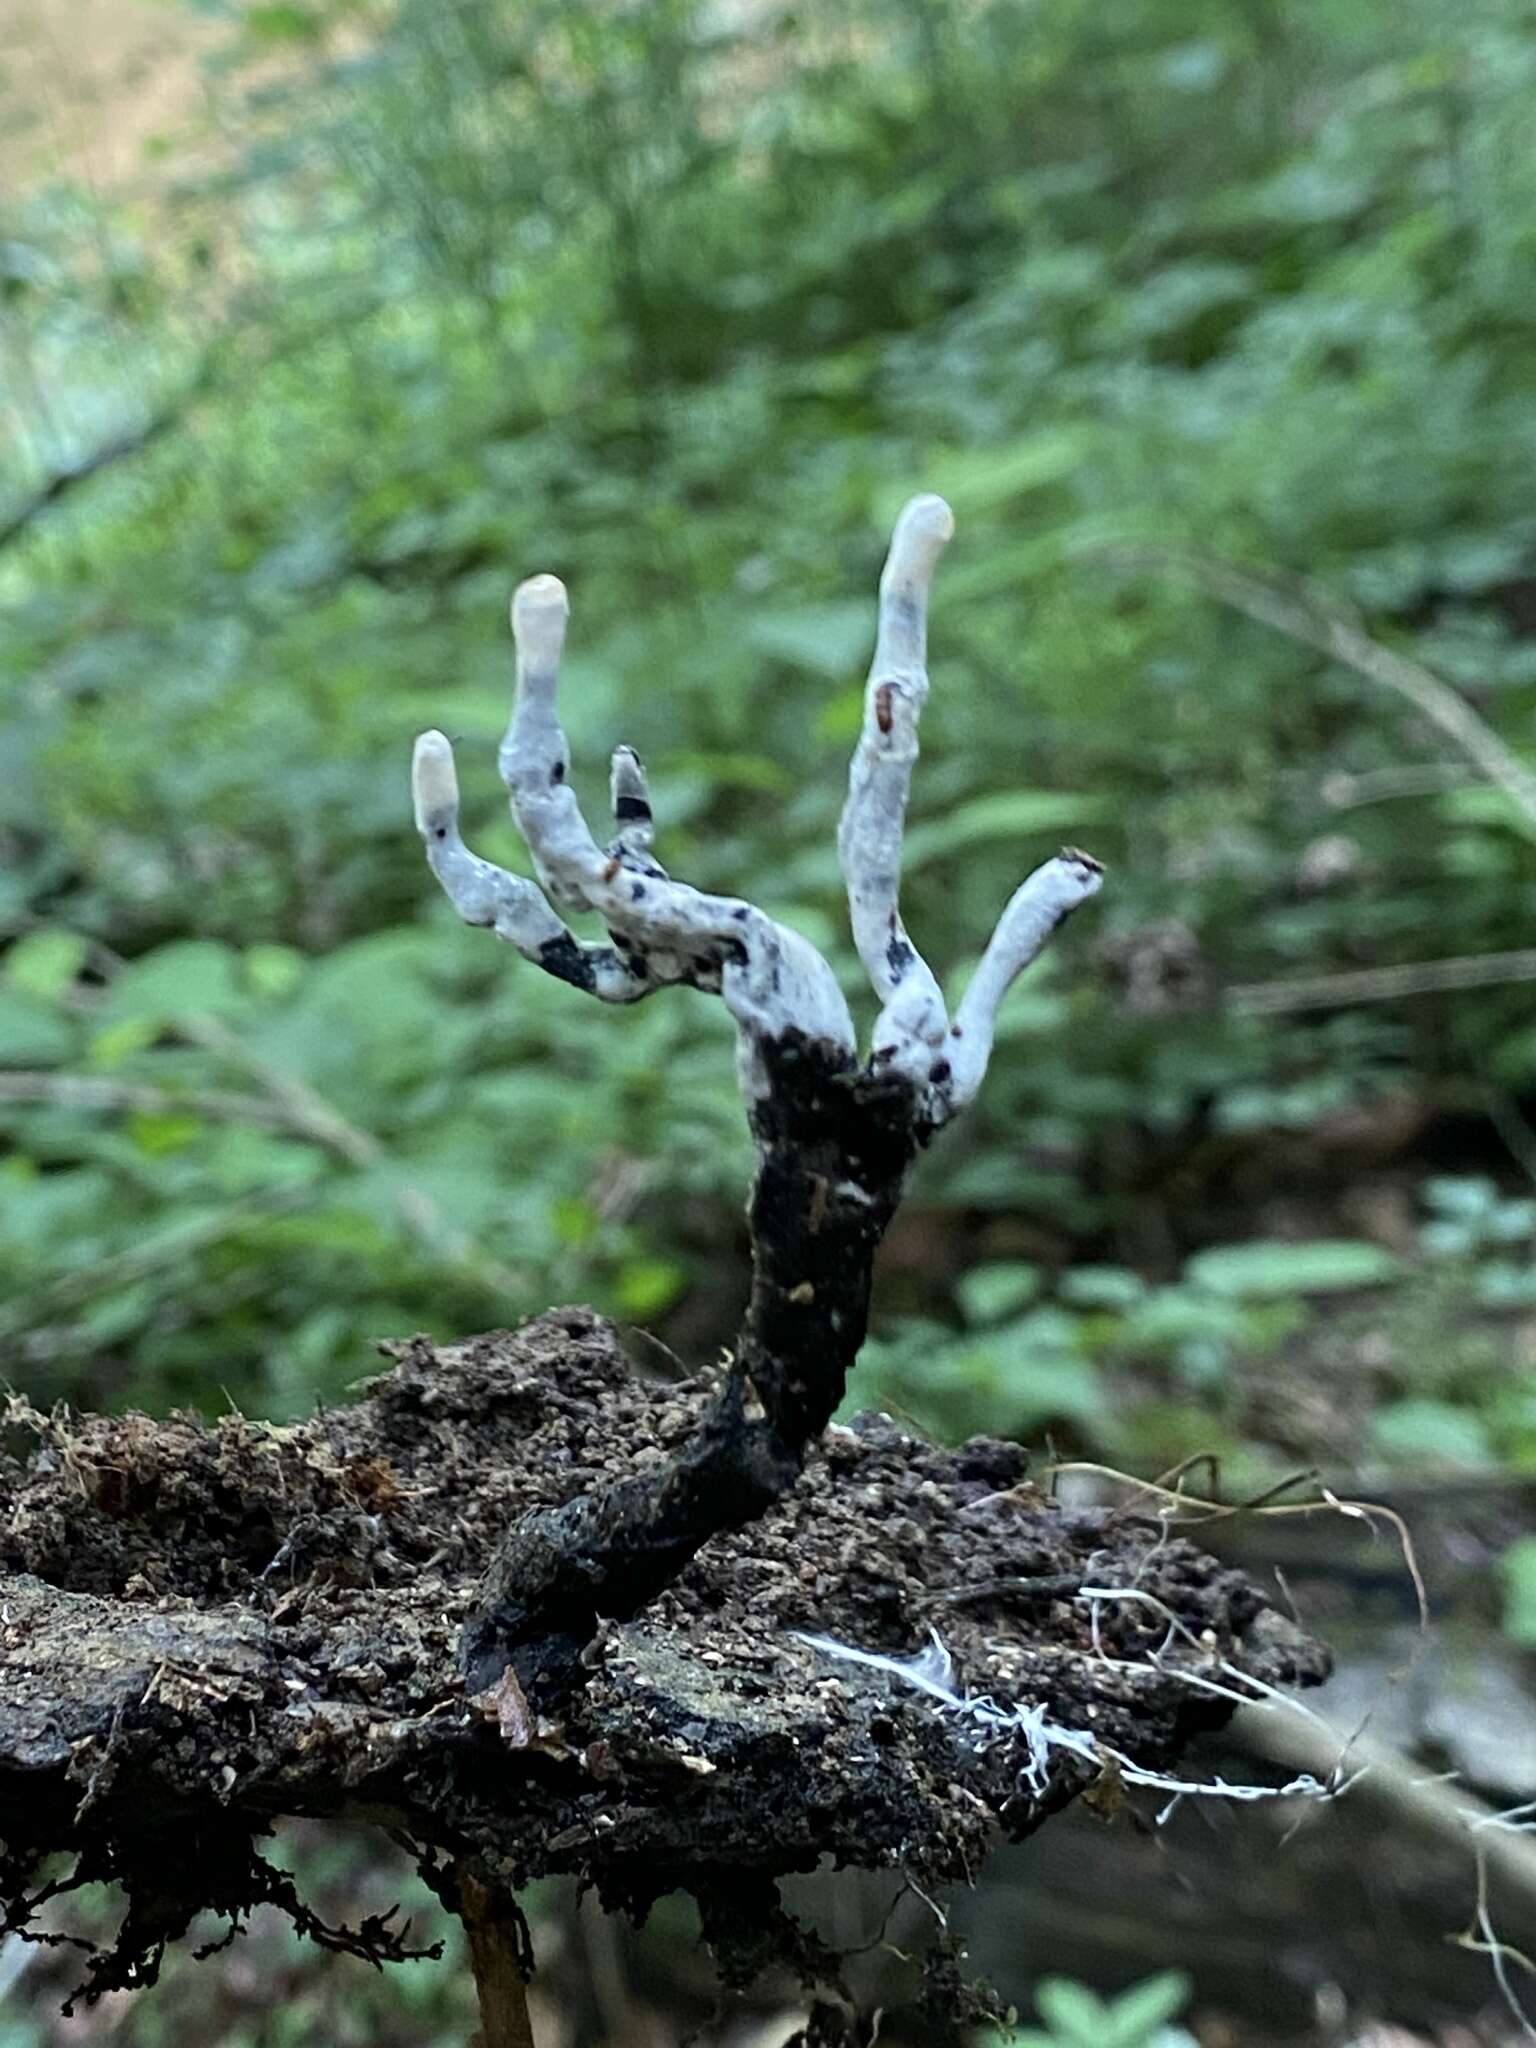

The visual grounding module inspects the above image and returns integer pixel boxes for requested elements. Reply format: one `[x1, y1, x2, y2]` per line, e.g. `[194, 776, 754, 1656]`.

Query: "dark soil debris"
[0, 1310, 1327, 2005]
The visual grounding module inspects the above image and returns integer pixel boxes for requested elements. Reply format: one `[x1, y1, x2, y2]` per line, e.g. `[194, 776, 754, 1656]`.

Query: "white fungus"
[411, 494, 1101, 1121]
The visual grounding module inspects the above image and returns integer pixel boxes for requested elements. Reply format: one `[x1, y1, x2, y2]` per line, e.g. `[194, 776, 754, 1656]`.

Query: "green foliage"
[1184, 1240, 1401, 1300]
[979, 1970, 1195, 2048]
[1501, 1535, 1536, 1646]
[3, 0, 1536, 1484]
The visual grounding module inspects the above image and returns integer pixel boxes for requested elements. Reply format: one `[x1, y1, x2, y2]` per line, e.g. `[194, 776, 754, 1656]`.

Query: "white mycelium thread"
[412, 497, 1099, 1114]
[838, 494, 954, 1084]
[795, 1625, 1337, 1816]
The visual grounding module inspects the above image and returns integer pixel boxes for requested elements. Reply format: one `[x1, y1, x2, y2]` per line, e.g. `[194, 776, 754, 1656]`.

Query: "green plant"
[979, 1969, 1196, 2048]
[1500, 1534, 1536, 1646]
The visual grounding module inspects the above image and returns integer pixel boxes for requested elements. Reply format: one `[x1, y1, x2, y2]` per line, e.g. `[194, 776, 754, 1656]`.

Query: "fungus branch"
[412, 496, 1103, 1694]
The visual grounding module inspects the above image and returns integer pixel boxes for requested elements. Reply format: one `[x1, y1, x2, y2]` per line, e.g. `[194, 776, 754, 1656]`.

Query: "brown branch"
[1103, 545, 1536, 834]
[456, 1862, 537, 2048]
[0, 410, 188, 557]
[0, 1071, 295, 1127]
[1232, 1699, 1536, 1996]
[1226, 948, 1536, 1015]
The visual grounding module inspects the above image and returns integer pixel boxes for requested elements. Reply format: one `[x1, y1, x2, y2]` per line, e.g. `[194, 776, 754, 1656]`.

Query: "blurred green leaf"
[0, 989, 77, 1065]
[1500, 1535, 1536, 1645]
[955, 1261, 1040, 1326]
[614, 1257, 685, 1320]
[923, 430, 1092, 516]
[1033, 1978, 1109, 2046]
[5, 929, 87, 1001]
[1058, 1266, 1147, 1311]
[5, 0, 1536, 1475]
[244, 943, 307, 999]
[902, 792, 1110, 873]
[1372, 1399, 1494, 1468]
[749, 603, 871, 678]
[103, 942, 246, 1026]
[242, 4, 324, 44]
[1187, 1241, 1401, 1301]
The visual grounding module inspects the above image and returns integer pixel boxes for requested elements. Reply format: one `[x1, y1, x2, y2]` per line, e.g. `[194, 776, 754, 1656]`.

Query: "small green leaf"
[1119, 1286, 1247, 1355]
[125, 1110, 205, 1156]
[956, 1261, 1040, 1326]
[1500, 1536, 1536, 1646]
[814, 690, 864, 745]
[0, 989, 77, 1066]
[1372, 1400, 1493, 1468]
[244, 944, 306, 999]
[1424, 1176, 1499, 1219]
[749, 602, 871, 678]
[1186, 1240, 1400, 1300]
[994, 1338, 1103, 1431]
[922, 428, 1091, 516]
[1034, 1976, 1109, 2046]
[259, 1206, 392, 1259]
[1059, 1265, 1147, 1311]
[104, 942, 245, 1026]
[902, 791, 1110, 873]
[5, 929, 88, 1002]
[552, 1196, 596, 1247]
[1103, 1969, 1193, 2047]
[614, 1258, 685, 1320]
[242, 3, 323, 43]
[88, 1016, 161, 1067]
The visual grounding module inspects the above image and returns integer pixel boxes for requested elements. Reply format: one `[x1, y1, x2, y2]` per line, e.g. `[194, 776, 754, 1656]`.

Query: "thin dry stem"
[1106, 545, 1536, 834]
[457, 1863, 537, 2048]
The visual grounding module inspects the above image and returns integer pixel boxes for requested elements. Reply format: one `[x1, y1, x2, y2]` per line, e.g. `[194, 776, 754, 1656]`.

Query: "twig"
[0, 407, 185, 557]
[1105, 545, 1536, 834]
[1234, 1703, 1536, 2036]
[1226, 948, 1536, 1015]
[0, 1185, 312, 1345]
[1321, 762, 1477, 809]
[190, 1014, 527, 1301]
[456, 1863, 537, 2048]
[1041, 1462, 1429, 1630]
[0, 1071, 297, 1128]
[0, 1041, 525, 1306]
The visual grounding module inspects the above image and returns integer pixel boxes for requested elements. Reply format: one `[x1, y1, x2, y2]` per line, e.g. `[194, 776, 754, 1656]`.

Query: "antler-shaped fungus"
[412, 495, 1103, 1694]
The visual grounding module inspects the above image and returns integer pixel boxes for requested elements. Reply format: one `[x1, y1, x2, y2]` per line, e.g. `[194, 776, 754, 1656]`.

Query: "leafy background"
[3, 0, 1536, 2040]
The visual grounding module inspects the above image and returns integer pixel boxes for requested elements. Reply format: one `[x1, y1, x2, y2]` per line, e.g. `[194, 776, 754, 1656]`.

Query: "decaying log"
[2, 1314, 1327, 2021]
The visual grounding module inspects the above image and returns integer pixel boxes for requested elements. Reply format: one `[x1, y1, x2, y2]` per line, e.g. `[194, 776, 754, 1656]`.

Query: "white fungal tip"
[883, 494, 955, 592]
[412, 729, 459, 832]
[898, 493, 955, 543]
[513, 571, 568, 612]
[1056, 846, 1107, 901]
[511, 574, 570, 669]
